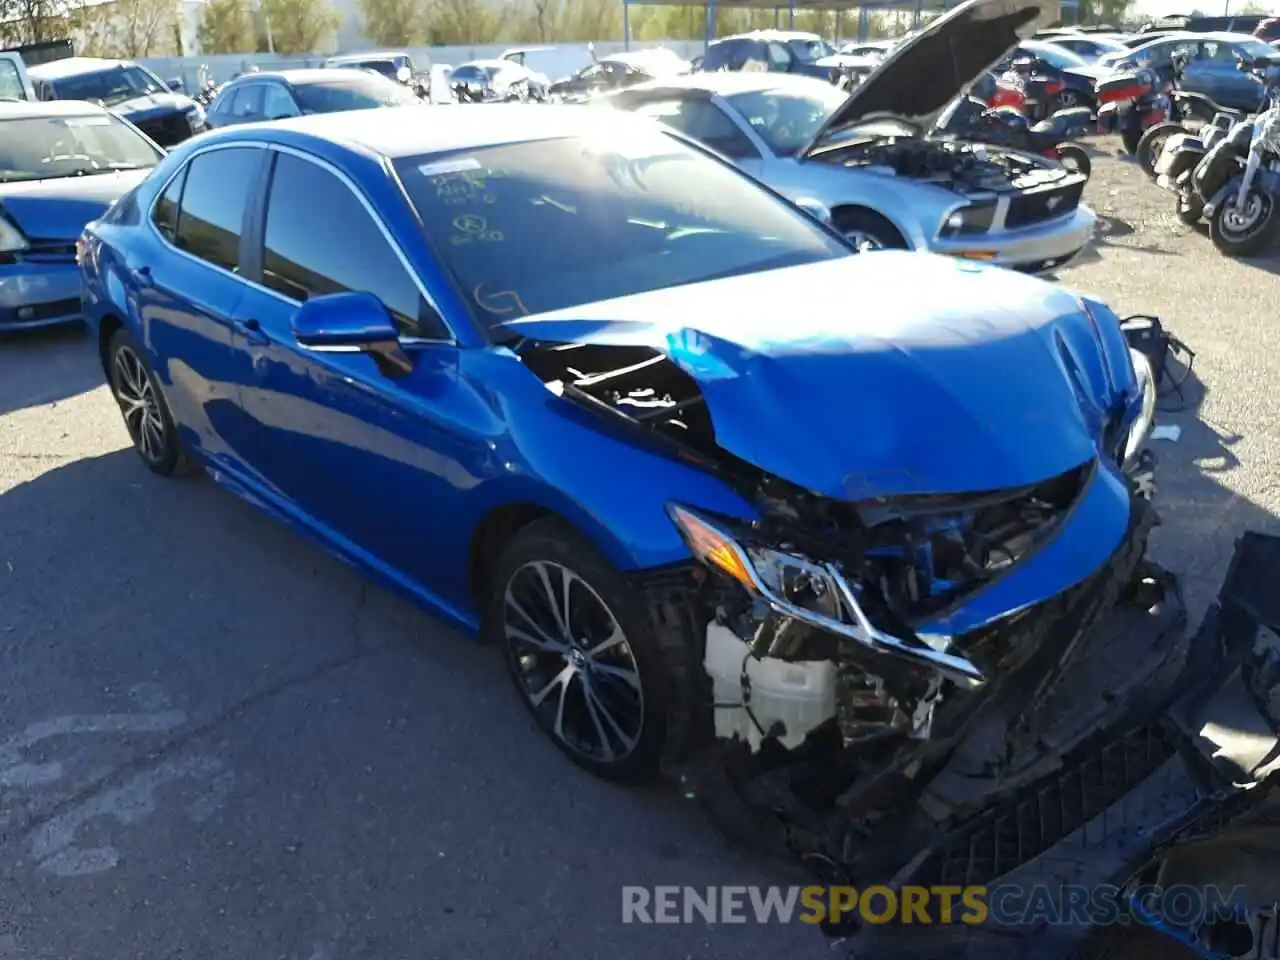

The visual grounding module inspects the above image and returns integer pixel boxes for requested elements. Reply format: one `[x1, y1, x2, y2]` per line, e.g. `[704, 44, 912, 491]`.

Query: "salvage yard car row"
[7, 1, 1280, 957]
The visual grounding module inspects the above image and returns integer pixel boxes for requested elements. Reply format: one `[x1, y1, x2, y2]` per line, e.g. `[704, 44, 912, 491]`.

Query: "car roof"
[30, 56, 130, 80]
[228, 68, 372, 86]
[0, 98, 112, 119]
[199, 102, 657, 160]
[618, 71, 836, 96]
[459, 59, 510, 69]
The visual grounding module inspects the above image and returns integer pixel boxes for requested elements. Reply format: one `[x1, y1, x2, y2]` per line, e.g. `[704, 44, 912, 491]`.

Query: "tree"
[0, 0, 67, 44]
[198, 0, 255, 53]
[76, 0, 178, 57]
[357, 0, 425, 46]
[260, 0, 338, 52]
[424, 0, 506, 44]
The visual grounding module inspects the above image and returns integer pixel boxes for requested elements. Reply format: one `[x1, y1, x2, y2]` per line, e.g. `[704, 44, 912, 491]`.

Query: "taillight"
[1046, 80, 1066, 95]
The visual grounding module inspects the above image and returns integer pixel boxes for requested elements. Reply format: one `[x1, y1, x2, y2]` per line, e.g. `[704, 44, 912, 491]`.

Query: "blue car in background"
[77, 105, 1158, 791]
[30, 56, 205, 147]
[0, 99, 162, 331]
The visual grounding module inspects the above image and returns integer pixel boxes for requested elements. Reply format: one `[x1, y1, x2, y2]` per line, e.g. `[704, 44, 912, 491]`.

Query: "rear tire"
[832, 207, 909, 252]
[1136, 121, 1185, 179]
[487, 519, 678, 784]
[1121, 123, 1143, 156]
[1175, 193, 1204, 226]
[1055, 143, 1091, 178]
[1209, 185, 1279, 256]
[106, 327, 193, 477]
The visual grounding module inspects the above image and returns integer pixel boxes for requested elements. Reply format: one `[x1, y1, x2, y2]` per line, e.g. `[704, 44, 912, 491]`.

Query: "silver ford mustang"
[603, 0, 1096, 275]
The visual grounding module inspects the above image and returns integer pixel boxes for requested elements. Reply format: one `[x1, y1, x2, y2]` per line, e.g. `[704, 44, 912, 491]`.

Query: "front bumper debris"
[833, 532, 1280, 959]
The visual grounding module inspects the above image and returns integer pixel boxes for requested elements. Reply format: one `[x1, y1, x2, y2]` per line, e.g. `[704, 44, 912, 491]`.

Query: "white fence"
[139, 40, 709, 91]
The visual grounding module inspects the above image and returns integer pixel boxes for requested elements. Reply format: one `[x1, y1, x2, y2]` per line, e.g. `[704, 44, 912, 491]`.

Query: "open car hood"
[501, 252, 1134, 502]
[801, 0, 1057, 157]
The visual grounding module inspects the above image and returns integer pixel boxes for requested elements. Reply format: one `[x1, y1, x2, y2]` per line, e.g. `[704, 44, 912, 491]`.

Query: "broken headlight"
[1124, 347, 1157, 467]
[666, 503, 985, 686]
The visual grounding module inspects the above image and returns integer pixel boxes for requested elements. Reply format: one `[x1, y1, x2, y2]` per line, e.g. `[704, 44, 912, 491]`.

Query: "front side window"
[766, 42, 793, 70]
[393, 126, 847, 334]
[52, 64, 166, 106]
[293, 75, 416, 112]
[0, 113, 163, 182]
[261, 84, 298, 118]
[788, 38, 836, 62]
[261, 152, 443, 338]
[726, 85, 848, 156]
[172, 147, 262, 272]
[227, 84, 265, 118]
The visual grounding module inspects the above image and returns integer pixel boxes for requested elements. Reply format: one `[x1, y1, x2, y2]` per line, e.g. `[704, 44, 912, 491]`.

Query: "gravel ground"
[0, 145, 1277, 959]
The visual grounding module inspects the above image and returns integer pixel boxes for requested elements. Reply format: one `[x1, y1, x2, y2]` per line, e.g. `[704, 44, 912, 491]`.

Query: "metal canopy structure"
[621, 0, 958, 48]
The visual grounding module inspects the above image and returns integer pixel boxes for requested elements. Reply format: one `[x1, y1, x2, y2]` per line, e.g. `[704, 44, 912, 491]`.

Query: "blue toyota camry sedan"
[79, 105, 1157, 787]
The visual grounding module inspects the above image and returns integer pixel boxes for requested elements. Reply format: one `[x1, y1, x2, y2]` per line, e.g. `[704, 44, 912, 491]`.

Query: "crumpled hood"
[504, 252, 1134, 501]
[0, 169, 151, 241]
[111, 92, 194, 123]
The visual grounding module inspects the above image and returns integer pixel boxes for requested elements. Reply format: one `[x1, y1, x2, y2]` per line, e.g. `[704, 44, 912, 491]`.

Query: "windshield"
[453, 65, 497, 83]
[0, 113, 162, 182]
[788, 38, 837, 61]
[294, 75, 415, 112]
[1021, 41, 1089, 69]
[51, 64, 167, 107]
[726, 85, 848, 156]
[393, 128, 848, 333]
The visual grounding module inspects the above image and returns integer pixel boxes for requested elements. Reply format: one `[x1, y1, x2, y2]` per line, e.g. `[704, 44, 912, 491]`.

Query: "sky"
[1128, 0, 1271, 18]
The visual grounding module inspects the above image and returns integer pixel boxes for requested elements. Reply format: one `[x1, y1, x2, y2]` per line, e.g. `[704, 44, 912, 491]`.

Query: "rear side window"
[172, 147, 262, 272]
[260, 151, 444, 338]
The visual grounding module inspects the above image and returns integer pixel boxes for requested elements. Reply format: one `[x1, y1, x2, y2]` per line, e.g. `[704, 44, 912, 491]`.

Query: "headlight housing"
[666, 503, 984, 685]
[0, 214, 29, 254]
[939, 201, 996, 238]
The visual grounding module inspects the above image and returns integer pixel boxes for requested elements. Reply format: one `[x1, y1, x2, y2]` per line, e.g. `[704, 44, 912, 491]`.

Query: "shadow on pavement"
[0, 448, 812, 960]
[0, 324, 102, 416]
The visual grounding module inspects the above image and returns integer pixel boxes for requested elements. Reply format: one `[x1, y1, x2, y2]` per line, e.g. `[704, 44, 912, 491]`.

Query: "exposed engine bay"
[812, 134, 1079, 195]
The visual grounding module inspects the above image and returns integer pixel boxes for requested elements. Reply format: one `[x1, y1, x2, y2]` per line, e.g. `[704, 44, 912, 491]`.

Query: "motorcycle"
[989, 55, 1069, 123]
[1130, 52, 1249, 178]
[1153, 56, 1280, 256]
[939, 93, 1094, 177]
[1095, 63, 1168, 160]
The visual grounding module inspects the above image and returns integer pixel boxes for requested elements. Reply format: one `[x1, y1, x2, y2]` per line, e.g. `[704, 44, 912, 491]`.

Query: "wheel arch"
[829, 203, 914, 248]
[97, 312, 126, 379]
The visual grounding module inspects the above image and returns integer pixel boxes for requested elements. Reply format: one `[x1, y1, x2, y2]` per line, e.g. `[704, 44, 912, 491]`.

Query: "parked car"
[699, 30, 864, 87]
[604, 52, 1094, 272]
[0, 99, 162, 330]
[1101, 32, 1280, 112]
[29, 56, 205, 146]
[204, 68, 420, 128]
[324, 50, 431, 98]
[450, 59, 548, 102]
[78, 98, 1157, 794]
[1041, 33, 1131, 62]
[547, 49, 687, 101]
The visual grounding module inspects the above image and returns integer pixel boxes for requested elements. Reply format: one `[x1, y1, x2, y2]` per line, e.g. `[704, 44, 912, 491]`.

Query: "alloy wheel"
[112, 345, 166, 464]
[1058, 89, 1080, 108]
[503, 560, 644, 763]
[1222, 193, 1269, 238]
[843, 230, 884, 252]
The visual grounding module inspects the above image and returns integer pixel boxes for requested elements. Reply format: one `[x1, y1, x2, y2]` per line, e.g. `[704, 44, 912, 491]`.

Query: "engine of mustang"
[812, 134, 1070, 194]
[521, 341, 1098, 768]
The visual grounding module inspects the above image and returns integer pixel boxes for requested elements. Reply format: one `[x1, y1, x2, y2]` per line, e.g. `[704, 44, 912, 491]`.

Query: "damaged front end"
[512, 284, 1162, 885]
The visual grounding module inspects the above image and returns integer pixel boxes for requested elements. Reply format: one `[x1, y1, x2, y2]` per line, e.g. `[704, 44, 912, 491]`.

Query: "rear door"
[0, 52, 34, 100]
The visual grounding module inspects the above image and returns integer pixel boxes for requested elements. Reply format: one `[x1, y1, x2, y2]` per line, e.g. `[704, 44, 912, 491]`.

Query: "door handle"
[130, 265, 152, 287]
[237, 317, 270, 346]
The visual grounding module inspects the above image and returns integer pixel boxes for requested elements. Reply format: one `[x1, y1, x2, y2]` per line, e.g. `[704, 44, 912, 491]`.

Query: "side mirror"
[291, 291, 413, 377]
[793, 196, 832, 224]
[166, 77, 184, 92]
[396, 65, 411, 83]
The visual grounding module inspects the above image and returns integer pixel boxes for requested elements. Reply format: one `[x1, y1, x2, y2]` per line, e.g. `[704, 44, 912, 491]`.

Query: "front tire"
[488, 519, 673, 783]
[1175, 193, 1204, 226]
[1136, 121, 1184, 178]
[1121, 123, 1143, 156]
[106, 327, 191, 477]
[832, 207, 909, 252]
[1055, 143, 1091, 178]
[1210, 184, 1279, 256]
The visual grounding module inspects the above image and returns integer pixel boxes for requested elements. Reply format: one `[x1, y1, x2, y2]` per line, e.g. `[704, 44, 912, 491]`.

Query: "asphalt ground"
[1, 142, 1278, 959]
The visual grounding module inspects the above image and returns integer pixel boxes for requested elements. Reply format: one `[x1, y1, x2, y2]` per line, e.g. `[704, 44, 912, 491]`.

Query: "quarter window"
[261, 151, 444, 339]
[173, 147, 262, 271]
[0, 59, 24, 100]
[151, 165, 187, 242]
